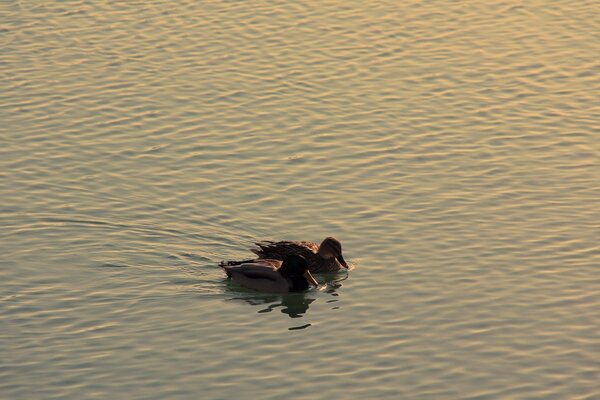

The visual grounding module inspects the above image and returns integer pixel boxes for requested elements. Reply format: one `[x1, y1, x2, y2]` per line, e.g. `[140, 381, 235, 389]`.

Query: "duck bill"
[337, 255, 349, 269]
[303, 270, 319, 287]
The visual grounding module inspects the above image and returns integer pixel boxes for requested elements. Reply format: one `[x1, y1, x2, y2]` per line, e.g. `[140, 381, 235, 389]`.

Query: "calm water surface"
[2, 1, 599, 398]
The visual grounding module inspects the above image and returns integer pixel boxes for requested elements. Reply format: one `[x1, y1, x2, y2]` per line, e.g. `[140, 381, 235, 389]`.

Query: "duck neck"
[316, 250, 330, 262]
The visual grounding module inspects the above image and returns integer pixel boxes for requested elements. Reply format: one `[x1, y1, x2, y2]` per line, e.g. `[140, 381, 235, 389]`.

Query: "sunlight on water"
[1, 0, 599, 399]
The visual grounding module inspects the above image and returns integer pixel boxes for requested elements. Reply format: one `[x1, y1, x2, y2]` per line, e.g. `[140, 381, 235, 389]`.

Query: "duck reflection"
[321, 273, 346, 296]
[229, 293, 315, 318]
[280, 294, 315, 318]
[225, 272, 347, 319]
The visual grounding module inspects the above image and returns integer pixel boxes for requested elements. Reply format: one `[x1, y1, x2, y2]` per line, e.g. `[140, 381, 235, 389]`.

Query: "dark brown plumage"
[221, 237, 349, 273]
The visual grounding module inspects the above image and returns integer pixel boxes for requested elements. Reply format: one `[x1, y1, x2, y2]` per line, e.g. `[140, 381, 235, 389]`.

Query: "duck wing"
[221, 261, 289, 293]
[221, 260, 279, 276]
[219, 258, 280, 268]
[252, 240, 318, 261]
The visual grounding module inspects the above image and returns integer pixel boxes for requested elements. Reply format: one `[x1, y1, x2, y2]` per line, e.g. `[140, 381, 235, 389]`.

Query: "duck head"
[279, 254, 319, 289]
[317, 237, 348, 268]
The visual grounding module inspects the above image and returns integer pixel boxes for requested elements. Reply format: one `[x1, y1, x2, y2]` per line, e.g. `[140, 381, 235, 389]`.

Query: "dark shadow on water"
[288, 323, 312, 331]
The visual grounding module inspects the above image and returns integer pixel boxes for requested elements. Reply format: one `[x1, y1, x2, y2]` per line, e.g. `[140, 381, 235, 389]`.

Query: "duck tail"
[252, 241, 275, 257]
[218, 259, 257, 267]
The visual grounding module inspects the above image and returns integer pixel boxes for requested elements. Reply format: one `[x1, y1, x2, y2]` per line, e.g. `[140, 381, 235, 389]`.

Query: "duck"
[220, 254, 319, 293]
[223, 237, 349, 273]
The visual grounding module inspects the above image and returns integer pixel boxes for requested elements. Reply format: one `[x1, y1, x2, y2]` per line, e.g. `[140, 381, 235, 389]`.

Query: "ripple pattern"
[1, 0, 599, 399]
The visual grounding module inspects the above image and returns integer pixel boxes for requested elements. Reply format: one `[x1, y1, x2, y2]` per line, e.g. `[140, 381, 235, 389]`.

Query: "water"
[2, 1, 599, 398]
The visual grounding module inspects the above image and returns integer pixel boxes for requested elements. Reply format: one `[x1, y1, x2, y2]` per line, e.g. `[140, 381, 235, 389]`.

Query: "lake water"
[2, 1, 599, 398]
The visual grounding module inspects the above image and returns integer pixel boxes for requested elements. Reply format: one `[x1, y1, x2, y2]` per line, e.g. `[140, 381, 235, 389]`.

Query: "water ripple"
[2, 0, 599, 399]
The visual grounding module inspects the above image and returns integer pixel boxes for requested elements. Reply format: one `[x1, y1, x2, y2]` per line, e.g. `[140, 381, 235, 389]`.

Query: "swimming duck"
[220, 254, 319, 293]
[223, 237, 348, 273]
[253, 237, 349, 273]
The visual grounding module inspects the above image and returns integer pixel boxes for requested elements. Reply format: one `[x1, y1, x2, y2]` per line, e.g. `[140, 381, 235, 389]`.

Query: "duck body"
[252, 237, 348, 273]
[220, 255, 318, 293]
